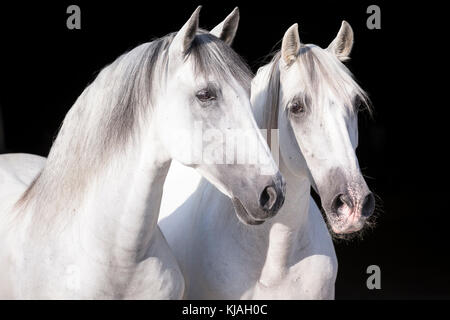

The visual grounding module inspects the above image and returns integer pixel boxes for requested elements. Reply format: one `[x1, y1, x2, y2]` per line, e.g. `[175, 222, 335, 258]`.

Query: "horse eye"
[290, 102, 305, 114]
[196, 89, 216, 102]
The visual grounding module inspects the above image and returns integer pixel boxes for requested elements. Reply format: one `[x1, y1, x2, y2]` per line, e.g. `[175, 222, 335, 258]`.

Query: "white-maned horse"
[0, 7, 286, 299]
[159, 20, 375, 299]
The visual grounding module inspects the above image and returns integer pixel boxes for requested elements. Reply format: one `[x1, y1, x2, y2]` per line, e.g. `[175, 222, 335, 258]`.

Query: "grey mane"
[16, 29, 253, 219]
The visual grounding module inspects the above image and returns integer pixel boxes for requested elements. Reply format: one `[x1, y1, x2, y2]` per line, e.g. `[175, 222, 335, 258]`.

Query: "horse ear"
[327, 20, 354, 61]
[171, 6, 201, 56]
[210, 7, 240, 46]
[281, 23, 301, 66]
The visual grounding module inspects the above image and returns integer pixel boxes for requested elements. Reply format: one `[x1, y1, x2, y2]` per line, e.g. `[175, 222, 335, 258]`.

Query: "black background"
[0, 1, 447, 299]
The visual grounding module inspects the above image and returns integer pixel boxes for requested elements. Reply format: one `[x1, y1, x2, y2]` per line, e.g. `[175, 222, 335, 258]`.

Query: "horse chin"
[232, 198, 265, 226]
[326, 211, 366, 234]
[331, 222, 364, 234]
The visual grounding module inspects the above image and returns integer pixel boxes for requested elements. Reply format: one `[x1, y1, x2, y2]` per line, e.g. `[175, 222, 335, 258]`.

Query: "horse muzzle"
[232, 172, 286, 225]
[327, 189, 375, 234]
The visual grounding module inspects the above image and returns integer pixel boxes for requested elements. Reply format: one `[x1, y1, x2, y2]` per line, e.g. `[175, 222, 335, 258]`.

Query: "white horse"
[0, 6, 286, 299]
[159, 20, 375, 299]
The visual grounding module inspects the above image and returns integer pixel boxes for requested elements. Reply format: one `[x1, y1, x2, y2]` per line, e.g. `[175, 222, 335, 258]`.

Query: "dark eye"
[290, 101, 305, 114]
[196, 89, 216, 102]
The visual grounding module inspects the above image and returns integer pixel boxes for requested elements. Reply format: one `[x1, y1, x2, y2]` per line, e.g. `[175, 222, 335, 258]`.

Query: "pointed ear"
[281, 23, 301, 66]
[210, 7, 240, 46]
[170, 6, 201, 57]
[327, 20, 354, 61]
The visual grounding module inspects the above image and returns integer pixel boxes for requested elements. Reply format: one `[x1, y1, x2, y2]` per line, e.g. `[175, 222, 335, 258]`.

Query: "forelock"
[294, 44, 370, 114]
[186, 30, 253, 93]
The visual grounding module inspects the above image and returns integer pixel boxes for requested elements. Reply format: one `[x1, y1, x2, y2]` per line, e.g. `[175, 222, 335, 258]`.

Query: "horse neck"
[270, 157, 311, 229]
[75, 135, 170, 265]
[251, 61, 276, 129]
[251, 59, 312, 234]
[255, 158, 311, 282]
[23, 67, 170, 264]
[250, 60, 312, 281]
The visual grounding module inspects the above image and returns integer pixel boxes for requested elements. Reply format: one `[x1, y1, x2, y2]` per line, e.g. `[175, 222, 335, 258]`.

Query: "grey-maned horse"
[0, 7, 285, 299]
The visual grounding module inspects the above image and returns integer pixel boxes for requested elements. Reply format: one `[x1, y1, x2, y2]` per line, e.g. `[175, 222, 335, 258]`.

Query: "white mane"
[252, 44, 370, 136]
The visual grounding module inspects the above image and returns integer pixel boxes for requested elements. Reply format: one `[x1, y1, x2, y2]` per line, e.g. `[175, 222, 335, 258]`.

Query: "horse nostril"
[331, 193, 352, 215]
[361, 192, 375, 217]
[259, 186, 277, 211]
